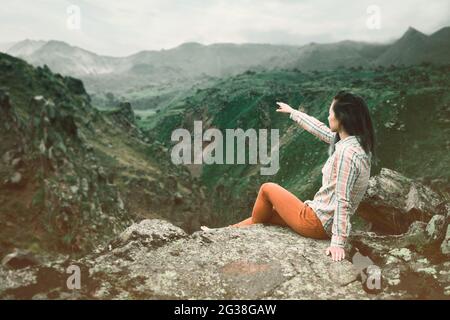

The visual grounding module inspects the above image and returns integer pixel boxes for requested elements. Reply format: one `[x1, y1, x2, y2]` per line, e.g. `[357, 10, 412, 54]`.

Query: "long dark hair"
[329, 91, 376, 163]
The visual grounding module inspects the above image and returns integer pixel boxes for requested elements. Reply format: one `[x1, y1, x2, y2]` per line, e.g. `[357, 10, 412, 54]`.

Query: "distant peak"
[39, 40, 77, 52]
[46, 40, 70, 46]
[177, 42, 204, 48]
[436, 25, 450, 32]
[430, 26, 450, 37]
[404, 26, 425, 36]
[399, 26, 427, 41]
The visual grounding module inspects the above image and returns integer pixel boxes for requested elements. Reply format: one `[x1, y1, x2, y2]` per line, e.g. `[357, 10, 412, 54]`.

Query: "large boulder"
[1, 218, 449, 299]
[357, 168, 446, 234]
[349, 223, 450, 299]
[0, 219, 371, 300]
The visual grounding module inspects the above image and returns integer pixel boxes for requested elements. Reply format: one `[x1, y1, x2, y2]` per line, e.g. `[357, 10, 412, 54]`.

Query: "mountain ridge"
[4, 25, 448, 77]
[3, 25, 448, 112]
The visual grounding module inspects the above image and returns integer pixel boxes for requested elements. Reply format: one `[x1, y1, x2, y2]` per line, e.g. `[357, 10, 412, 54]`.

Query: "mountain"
[5, 26, 449, 112]
[6, 40, 297, 79]
[374, 26, 450, 66]
[5, 39, 46, 56]
[9, 40, 131, 77]
[427, 26, 450, 63]
[430, 26, 450, 42]
[0, 41, 17, 53]
[280, 40, 390, 70]
[8, 26, 449, 80]
[0, 52, 215, 257]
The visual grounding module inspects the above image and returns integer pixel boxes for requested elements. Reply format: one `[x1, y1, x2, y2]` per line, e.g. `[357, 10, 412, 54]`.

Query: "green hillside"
[0, 53, 215, 258]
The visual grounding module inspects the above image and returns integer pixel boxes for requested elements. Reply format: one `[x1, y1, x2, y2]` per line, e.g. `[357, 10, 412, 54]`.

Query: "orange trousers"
[232, 182, 329, 240]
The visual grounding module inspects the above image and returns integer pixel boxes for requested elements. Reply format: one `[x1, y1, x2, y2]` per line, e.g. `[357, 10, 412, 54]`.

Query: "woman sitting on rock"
[230, 91, 376, 262]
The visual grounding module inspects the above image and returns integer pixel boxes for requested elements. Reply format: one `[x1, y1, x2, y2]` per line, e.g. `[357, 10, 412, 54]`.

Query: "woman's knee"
[260, 182, 278, 194]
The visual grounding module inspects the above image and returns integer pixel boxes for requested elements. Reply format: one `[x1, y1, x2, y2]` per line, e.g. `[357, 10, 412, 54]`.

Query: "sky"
[1, 0, 449, 57]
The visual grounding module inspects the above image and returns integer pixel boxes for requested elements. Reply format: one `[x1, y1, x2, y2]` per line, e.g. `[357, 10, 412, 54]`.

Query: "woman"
[230, 91, 376, 262]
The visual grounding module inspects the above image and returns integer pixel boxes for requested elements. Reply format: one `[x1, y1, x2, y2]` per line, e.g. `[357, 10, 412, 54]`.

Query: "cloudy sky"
[1, 0, 449, 56]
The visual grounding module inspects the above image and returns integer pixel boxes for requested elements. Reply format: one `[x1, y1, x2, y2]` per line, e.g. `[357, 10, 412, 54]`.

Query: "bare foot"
[230, 223, 252, 228]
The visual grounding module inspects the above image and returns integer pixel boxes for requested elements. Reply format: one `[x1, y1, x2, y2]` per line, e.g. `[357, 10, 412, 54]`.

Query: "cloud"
[0, 0, 448, 56]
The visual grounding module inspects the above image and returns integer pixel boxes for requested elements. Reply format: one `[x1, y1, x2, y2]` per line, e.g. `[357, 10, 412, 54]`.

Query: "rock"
[0, 219, 372, 299]
[349, 227, 449, 299]
[39, 140, 46, 155]
[118, 102, 135, 124]
[388, 248, 412, 262]
[416, 267, 437, 276]
[81, 178, 89, 196]
[117, 194, 124, 211]
[358, 168, 444, 234]
[2, 219, 448, 300]
[11, 158, 23, 169]
[97, 166, 106, 179]
[350, 221, 428, 256]
[91, 221, 370, 299]
[4, 172, 25, 188]
[108, 102, 136, 126]
[2, 249, 40, 270]
[63, 76, 87, 96]
[33, 95, 45, 102]
[0, 266, 38, 296]
[445, 286, 450, 296]
[173, 192, 183, 204]
[2, 150, 13, 164]
[426, 215, 446, 241]
[70, 185, 79, 194]
[441, 225, 450, 257]
[445, 203, 450, 219]
[113, 219, 188, 249]
[10, 172, 22, 184]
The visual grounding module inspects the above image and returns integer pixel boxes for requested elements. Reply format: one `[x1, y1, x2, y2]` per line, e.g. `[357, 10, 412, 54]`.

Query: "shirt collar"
[335, 135, 359, 148]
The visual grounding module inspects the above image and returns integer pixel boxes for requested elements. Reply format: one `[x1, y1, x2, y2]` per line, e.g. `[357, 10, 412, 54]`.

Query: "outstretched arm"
[289, 110, 335, 144]
[276, 102, 335, 144]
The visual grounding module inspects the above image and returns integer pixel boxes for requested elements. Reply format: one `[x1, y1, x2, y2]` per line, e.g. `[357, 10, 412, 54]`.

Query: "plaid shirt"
[290, 110, 372, 248]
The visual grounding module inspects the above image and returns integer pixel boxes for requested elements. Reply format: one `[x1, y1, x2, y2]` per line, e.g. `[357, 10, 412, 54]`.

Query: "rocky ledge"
[0, 168, 449, 300]
[0, 217, 448, 300]
[1, 219, 367, 299]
